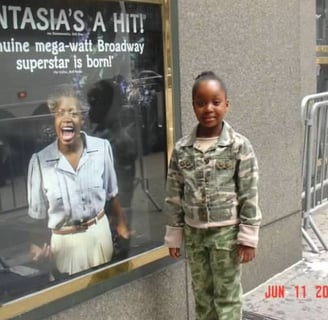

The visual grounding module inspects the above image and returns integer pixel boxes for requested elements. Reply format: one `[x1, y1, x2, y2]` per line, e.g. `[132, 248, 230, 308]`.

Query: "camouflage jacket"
[164, 121, 262, 248]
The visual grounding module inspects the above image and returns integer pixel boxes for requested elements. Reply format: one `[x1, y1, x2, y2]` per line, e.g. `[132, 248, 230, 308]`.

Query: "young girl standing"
[164, 71, 262, 320]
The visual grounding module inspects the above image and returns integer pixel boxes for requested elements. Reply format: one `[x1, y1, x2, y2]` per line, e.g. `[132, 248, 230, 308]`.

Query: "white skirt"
[51, 215, 113, 275]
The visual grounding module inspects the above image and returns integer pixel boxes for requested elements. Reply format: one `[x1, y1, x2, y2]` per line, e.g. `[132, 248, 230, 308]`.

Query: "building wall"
[41, 1, 315, 319]
[177, 0, 315, 290]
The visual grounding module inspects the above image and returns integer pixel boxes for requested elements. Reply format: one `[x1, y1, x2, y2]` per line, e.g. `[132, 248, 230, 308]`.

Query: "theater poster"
[0, 0, 169, 307]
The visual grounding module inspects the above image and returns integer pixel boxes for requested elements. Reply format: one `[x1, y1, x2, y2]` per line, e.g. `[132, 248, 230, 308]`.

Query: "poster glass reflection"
[0, 0, 167, 303]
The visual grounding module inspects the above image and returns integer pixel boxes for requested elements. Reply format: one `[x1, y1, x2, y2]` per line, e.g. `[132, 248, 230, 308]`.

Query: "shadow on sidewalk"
[243, 311, 279, 320]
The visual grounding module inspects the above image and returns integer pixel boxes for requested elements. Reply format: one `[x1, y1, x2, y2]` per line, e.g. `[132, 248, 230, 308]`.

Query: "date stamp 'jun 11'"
[264, 285, 328, 299]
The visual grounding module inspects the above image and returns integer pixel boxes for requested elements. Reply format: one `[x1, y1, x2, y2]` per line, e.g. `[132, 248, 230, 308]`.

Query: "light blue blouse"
[27, 132, 118, 229]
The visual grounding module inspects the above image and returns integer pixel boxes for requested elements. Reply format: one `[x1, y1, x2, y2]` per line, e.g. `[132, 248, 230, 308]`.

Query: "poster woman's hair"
[47, 84, 89, 114]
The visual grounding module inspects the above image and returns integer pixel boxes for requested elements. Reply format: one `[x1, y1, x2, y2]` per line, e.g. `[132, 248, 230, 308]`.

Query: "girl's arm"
[235, 137, 262, 249]
[164, 148, 185, 250]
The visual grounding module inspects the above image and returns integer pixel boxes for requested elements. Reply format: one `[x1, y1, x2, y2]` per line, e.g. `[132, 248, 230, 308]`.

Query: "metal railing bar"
[302, 98, 328, 251]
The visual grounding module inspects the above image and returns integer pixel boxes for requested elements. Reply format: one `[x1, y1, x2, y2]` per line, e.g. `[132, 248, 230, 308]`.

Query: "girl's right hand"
[30, 243, 51, 262]
[169, 247, 181, 259]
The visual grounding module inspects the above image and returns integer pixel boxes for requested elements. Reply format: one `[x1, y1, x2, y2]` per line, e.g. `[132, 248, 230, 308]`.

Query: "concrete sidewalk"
[243, 209, 328, 320]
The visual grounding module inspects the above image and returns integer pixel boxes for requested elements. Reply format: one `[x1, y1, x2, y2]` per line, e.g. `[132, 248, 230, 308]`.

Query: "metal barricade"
[302, 93, 328, 252]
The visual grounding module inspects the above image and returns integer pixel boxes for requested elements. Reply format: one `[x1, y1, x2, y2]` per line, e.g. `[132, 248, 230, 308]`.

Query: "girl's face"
[193, 79, 229, 136]
[53, 96, 84, 149]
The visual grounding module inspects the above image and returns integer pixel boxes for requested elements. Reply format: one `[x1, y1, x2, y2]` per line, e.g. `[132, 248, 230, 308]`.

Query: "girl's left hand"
[238, 245, 256, 264]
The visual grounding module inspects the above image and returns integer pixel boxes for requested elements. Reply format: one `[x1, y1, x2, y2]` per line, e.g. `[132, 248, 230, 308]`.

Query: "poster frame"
[0, 0, 175, 318]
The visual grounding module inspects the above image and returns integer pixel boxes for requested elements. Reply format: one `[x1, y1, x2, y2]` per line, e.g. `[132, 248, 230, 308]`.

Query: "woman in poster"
[27, 85, 129, 276]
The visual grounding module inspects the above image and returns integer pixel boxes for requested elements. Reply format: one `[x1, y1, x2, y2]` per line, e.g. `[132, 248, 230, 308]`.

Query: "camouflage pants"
[184, 224, 242, 320]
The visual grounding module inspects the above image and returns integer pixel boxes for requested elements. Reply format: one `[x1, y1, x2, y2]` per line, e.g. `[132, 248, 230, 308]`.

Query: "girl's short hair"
[192, 71, 228, 100]
[47, 84, 89, 114]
